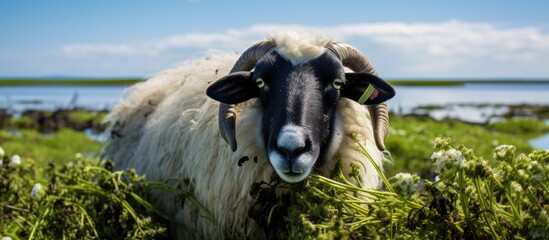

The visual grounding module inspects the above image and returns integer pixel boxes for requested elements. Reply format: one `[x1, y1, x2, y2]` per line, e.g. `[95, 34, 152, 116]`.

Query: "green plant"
[385, 115, 541, 178]
[0, 129, 103, 168]
[250, 137, 549, 239]
[489, 118, 549, 134]
[67, 111, 108, 125]
[0, 148, 175, 239]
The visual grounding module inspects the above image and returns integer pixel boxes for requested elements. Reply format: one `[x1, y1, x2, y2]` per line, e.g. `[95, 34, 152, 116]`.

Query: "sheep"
[104, 33, 395, 239]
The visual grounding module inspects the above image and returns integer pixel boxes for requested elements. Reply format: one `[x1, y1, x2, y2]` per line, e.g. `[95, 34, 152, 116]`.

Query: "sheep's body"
[105, 41, 383, 239]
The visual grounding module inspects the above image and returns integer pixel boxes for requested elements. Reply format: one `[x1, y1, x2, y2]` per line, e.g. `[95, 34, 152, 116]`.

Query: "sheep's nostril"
[277, 144, 305, 158]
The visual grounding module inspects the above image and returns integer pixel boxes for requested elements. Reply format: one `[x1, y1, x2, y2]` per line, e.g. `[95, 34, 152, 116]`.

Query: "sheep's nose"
[277, 125, 307, 158]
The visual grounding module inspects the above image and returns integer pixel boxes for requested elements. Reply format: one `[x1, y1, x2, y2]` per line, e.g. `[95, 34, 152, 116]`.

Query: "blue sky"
[1, 0, 549, 78]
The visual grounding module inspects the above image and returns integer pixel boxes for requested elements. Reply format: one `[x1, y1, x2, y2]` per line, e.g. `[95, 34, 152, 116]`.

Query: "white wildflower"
[493, 171, 501, 181]
[433, 137, 444, 146]
[511, 181, 523, 192]
[527, 160, 538, 169]
[493, 145, 516, 162]
[446, 149, 465, 166]
[431, 148, 465, 173]
[461, 158, 476, 171]
[495, 145, 512, 157]
[390, 172, 419, 197]
[31, 183, 43, 200]
[517, 169, 529, 180]
[0, 147, 4, 167]
[75, 153, 83, 159]
[393, 173, 414, 186]
[431, 151, 444, 161]
[527, 160, 543, 175]
[432, 137, 450, 148]
[10, 155, 21, 165]
[2, 236, 13, 240]
[432, 151, 449, 173]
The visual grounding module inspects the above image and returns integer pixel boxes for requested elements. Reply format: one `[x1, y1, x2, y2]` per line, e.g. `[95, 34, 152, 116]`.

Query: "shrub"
[250, 137, 549, 239]
[0, 149, 171, 239]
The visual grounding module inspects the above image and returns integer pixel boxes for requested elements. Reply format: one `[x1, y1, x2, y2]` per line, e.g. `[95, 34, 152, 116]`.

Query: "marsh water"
[393, 83, 549, 119]
[0, 82, 548, 148]
[0, 85, 126, 113]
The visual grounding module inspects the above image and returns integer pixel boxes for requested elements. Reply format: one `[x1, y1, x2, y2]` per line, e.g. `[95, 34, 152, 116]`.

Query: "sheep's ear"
[342, 72, 395, 105]
[206, 71, 258, 104]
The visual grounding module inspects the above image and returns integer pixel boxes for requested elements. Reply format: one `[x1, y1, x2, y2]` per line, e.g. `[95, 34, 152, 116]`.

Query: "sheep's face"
[207, 50, 394, 183]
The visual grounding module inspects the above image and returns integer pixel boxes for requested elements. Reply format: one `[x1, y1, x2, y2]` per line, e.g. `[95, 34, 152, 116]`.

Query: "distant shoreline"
[389, 79, 549, 86]
[0, 78, 142, 86]
[1, 78, 549, 87]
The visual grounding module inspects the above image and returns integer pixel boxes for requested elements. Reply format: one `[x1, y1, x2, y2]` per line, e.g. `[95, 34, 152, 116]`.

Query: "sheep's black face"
[207, 50, 395, 183]
[252, 51, 343, 182]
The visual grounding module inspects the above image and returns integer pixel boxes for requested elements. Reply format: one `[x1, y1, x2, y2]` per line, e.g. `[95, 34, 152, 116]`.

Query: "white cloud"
[25, 20, 549, 77]
[61, 44, 144, 57]
[60, 20, 549, 58]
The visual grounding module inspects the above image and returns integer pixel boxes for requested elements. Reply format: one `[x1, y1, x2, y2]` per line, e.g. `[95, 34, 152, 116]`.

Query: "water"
[530, 119, 549, 150]
[2, 83, 548, 114]
[391, 83, 549, 149]
[392, 83, 549, 107]
[0, 85, 127, 114]
[0, 83, 548, 149]
[392, 83, 549, 122]
[531, 133, 549, 150]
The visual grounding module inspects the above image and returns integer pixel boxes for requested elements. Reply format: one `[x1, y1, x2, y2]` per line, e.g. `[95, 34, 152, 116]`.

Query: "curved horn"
[218, 41, 276, 151]
[328, 42, 390, 151]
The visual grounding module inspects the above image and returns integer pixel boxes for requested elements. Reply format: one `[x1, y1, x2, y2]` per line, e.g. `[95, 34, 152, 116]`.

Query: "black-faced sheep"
[104, 33, 395, 239]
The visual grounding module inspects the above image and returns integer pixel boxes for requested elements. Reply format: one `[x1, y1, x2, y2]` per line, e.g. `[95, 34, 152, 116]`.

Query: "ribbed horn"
[328, 42, 390, 151]
[218, 41, 276, 151]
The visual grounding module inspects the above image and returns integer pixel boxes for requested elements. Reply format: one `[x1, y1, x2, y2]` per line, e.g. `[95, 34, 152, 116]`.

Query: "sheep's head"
[207, 36, 395, 183]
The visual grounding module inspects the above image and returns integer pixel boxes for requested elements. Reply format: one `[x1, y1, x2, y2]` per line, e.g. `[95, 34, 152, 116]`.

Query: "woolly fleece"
[104, 35, 383, 239]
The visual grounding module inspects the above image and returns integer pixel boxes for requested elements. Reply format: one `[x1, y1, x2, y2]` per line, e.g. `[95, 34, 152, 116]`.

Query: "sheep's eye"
[256, 78, 265, 88]
[332, 78, 343, 90]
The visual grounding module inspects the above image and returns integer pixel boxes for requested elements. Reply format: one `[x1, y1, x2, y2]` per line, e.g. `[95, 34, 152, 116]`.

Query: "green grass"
[489, 118, 549, 134]
[385, 115, 546, 178]
[0, 157, 171, 239]
[0, 129, 104, 168]
[1, 113, 546, 180]
[66, 111, 109, 126]
[2, 114, 546, 182]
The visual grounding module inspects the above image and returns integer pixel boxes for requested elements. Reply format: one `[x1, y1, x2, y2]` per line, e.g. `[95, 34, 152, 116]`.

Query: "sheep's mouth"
[268, 150, 316, 183]
[280, 170, 304, 178]
[276, 171, 311, 183]
[286, 169, 304, 174]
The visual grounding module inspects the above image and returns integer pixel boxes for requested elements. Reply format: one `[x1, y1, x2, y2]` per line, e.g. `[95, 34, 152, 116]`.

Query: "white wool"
[269, 32, 332, 66]
[104, 38, 383, 239]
